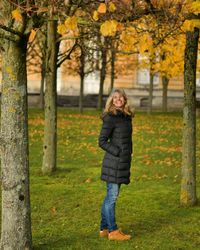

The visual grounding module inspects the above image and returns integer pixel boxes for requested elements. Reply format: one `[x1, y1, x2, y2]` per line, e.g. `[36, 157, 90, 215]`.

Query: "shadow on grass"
[32, 201, 200, 249]
[52, 167, 79, 175]
[33, 233, 99, 250]
[34, 167, 79, 177]
[128, 203, 200, 237]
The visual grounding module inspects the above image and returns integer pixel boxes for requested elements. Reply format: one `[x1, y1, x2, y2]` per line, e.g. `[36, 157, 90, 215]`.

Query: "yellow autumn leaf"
[191, 1, 200, 15]
[28, 29, 36, 43]
[182, 20, 193, 31]
[182, 19, 200, 31]
[64, 16, 78, 31]
[57, 24, 67, 35]
[138, 34, 152, 54]
[100, 20, 118, 37]
[75, 9, 86, 17]
[93, 10, 99, 21]
[97, 3, 107, 14]
[139, 42, 148, 54]
[191, 19, 200, 29]
[120, 31, 135, 52]
[117, 23, 124, 32]
[12, 8, 23, 22]
[109, 2, 116, 12]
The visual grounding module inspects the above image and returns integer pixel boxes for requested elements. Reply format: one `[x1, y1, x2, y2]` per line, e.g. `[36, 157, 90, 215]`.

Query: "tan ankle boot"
[108, 229, 131, 240]
[99, 229, 109, 238]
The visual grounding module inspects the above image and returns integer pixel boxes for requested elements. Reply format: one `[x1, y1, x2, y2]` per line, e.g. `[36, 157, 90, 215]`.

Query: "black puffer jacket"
[98, 111, 132, 184]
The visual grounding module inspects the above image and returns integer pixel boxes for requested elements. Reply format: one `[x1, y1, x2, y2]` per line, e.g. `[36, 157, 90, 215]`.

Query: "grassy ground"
[2, 108, 200, 249]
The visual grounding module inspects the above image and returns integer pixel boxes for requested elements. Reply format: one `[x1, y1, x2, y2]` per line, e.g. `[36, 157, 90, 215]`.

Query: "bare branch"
[57, 40, 78, 67]
[0, 33, 18, 42]
[0, 24, 23, 38]
[144, 0, 156, 13]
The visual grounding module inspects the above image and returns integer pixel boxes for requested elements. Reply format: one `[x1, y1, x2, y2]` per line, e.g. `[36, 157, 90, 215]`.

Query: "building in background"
[1, 52, 200, 110]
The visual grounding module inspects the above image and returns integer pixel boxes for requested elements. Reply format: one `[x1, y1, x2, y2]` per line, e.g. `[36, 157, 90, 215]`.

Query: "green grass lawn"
[2, 108, 200, 249]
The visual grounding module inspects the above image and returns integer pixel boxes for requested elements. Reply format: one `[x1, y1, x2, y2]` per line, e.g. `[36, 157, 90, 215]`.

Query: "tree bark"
[79, 49, 85, 114]
[39, 60, 45, 109]
[97, 46, 107, 110]
[180, 27, 199, 206]
[42, 19, 58, 174]
[0, 39, 32, 249]
[148, 71, 154, 114]
[110, 49, 116, 93]
[162, 75, 169, 112]
[79, 75, 84, 113]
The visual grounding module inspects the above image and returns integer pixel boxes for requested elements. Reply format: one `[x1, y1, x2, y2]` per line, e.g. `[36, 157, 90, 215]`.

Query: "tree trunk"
[97, 46, 107, 110]
[79, 76, 84, 114]
[180, 27, 199, 206]
[79, 49, 85, 114]
[0, 40, 32, 249]
[42, 20, 58, 174]
[162, 76, 169, 112]
[39, 60, 45, 109]
[148, 72, 154, 114]
[110, 49, 116, 93]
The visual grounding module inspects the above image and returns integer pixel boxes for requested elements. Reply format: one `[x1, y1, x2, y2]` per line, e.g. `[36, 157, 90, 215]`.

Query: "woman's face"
[112, 92, 125, 109]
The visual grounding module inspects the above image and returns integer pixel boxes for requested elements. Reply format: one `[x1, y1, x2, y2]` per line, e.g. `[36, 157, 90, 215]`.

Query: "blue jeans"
[100, 183, 121, 232]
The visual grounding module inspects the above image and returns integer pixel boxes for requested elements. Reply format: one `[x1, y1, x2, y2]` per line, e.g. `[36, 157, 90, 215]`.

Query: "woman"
[98, 88, 134, 241]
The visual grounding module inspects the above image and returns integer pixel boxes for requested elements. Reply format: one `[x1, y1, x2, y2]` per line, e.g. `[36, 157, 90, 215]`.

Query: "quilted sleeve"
[98, 114, 120, 156]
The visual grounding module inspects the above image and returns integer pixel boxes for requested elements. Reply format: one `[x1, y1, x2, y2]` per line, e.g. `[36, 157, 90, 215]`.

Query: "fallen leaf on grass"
[51, 207, 57, 215]
[85, 178, 92, 183]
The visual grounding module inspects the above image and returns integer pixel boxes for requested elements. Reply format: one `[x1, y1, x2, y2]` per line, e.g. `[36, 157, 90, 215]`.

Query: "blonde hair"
[103, 88, 134, 117]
